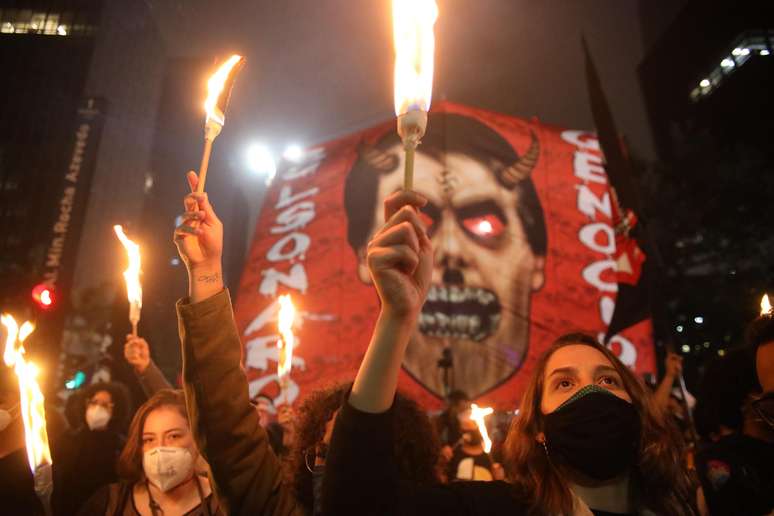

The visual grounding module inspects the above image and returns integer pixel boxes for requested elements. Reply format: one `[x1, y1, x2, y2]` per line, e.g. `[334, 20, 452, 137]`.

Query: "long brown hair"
[503, 333, 695, 515]
[117, 389, 189, 484]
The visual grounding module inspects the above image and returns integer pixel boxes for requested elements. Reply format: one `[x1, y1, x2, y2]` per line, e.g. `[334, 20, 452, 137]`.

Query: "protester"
[54, 381, 131, 516]
[78, 389, 223, 515]
[321, 190, 697, 515]
[172, 171, 301, 514]
[446, 417, 497, 481]
[694, 317, 774, 515]
[433, 390, 470, 451]
[124, 334, 173, 396]
[654, 351, 696, 445]
[290, 382, 440, 515]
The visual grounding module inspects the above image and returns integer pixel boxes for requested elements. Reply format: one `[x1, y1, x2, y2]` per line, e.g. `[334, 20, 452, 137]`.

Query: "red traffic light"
[31, 284, 54, 309]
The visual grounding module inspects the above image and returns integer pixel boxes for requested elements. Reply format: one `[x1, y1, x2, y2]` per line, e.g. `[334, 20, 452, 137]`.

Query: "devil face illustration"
[345, 113, 546, 398]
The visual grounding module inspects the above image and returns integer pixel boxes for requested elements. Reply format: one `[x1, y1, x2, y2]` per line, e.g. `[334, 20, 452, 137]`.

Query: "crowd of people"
[1, 173, 772, 515]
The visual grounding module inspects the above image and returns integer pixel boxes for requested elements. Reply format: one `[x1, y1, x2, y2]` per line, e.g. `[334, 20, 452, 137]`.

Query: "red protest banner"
[234, 101, 654, 410]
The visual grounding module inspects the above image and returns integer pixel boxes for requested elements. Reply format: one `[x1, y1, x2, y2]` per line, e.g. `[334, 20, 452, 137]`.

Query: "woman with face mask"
[321, 190, 697, 515]
[53, 381, 131, 516]
[78, 389, 224, 515]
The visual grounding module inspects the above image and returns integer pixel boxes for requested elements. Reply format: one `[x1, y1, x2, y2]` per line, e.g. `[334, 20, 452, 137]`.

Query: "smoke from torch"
[113, 225, 142, 336]
[198, 54, 245, 193]
[392, 0, 438, 190]
[469, 403, 494, 454]
[2, 314, 53, 514]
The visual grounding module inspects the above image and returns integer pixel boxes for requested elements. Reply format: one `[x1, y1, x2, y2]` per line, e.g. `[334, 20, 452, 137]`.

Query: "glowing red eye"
[463, 215, 504, 238]
[417, 210, 434, 229]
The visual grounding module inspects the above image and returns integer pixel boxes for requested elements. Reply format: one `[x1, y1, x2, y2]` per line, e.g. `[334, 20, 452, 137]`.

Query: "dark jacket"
[176, 289, 302, 516]
[322, 401, 530, 515]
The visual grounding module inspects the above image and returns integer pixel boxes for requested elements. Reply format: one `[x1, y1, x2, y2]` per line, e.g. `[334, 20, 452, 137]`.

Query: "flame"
[277, 294, 297, 379]
[204, 54, 243, 126]
[762, 294, 772, 316]
[470, 403, 494, 453]
[392, 0, 438, 116]
[1, 314, 52, 474]
[113, 225, 142, 318]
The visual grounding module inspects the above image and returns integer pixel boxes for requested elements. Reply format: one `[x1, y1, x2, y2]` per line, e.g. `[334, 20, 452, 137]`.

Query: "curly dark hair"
[290, 382, 440, 513]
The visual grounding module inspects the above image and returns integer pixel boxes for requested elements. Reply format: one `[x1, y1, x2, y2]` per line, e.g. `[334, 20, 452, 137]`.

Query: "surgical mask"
[143, 446, 195, 492]
[85, 405, 111, 431]
[543, 384, 640, 481]
[0, 404, 18, 432]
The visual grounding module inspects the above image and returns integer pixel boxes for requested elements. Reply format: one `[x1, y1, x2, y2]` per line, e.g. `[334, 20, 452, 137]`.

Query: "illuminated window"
[0, 8, 93, 37]
[690, 29, 774, 102]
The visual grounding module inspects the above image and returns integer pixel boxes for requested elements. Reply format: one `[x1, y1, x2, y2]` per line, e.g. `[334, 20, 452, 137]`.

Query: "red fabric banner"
[233, 101, 655, 410]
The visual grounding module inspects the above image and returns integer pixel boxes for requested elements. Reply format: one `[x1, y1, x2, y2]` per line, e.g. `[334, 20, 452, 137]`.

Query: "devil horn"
[500, 131, 540, 188]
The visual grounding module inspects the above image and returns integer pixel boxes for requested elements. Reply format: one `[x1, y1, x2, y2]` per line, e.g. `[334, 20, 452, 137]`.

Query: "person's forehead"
[144, 406, 187, 432]
[756, 341, 774, 391]
[544, 344, 614, 376]
[91, 390, 112, 401]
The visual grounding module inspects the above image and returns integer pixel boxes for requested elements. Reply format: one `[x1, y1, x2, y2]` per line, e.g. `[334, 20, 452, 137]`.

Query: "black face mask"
[543, 384, 640, 481]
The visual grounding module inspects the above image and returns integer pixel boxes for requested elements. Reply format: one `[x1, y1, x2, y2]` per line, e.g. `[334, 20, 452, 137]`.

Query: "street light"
[246, 143, 276, 182]
[282, 144, 304, 162]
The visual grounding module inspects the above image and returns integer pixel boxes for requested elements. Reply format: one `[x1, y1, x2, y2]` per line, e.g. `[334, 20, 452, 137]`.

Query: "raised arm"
[174, 171, 300, 515]
[348, 190, 433, 413]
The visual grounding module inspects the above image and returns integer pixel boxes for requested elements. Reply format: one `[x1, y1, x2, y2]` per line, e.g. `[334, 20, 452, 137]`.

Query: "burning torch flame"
[470, 403, 494, 453]
[762, 294, 772, 316]
[1, 314, 52, 474]
[277, 294, 297, 379]
[392, 0, 438, 116]
[113, 225, 142, 327]
[204, 54, 244, 127]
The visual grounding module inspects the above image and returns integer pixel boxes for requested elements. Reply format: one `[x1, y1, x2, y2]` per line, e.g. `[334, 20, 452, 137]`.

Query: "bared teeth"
[419, 284, 501, 341]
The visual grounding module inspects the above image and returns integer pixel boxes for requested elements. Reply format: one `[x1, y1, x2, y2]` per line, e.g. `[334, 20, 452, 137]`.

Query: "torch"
[2, 315, 53, 516]
[392, 0, 438, 190]
[198, 54, 245, 193]
[113, 225, 142, 337]
[762, 294, 772, 316]
[469, 403, 494, 453]
[276, 294, 297, 404]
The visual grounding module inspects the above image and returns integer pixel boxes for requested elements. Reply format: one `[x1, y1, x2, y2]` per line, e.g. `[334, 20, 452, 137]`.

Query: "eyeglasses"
[751, 393, 774, 429]
[304, 443, 328, 473]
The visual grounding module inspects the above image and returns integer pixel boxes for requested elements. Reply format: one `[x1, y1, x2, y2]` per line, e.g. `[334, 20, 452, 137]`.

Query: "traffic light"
[31, 283, 55, 310]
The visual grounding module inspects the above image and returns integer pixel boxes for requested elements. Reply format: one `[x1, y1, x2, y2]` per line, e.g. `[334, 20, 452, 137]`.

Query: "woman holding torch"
[320, 190, 698, 515]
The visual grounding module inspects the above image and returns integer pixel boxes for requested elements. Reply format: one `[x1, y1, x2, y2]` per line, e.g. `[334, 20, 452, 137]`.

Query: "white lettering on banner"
[579, 223, 616, 255]
[260, 264, 308, 297]
[266, 233, 311, 262]
[576, 185, 612, 219]
[245, 149, 327, 405]
[562, 130, 638, 367]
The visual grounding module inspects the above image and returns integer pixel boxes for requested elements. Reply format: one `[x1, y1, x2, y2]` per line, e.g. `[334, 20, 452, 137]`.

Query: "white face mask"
[85, 405, 111, 431]
[143, 446, 195, 492]
[0, 405, 18, 432]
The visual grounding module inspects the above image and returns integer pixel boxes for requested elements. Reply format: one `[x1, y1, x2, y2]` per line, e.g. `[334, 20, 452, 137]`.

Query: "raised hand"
[174, 171, 224, 302]
[124, 334, 150, 374]
[664, 352, 683, 379]
[366, 190, 433, 319]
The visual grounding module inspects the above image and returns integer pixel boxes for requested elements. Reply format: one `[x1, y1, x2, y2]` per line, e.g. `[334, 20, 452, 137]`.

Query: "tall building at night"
[638, 0, 773, 364]
[0, 0, 165, 389]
